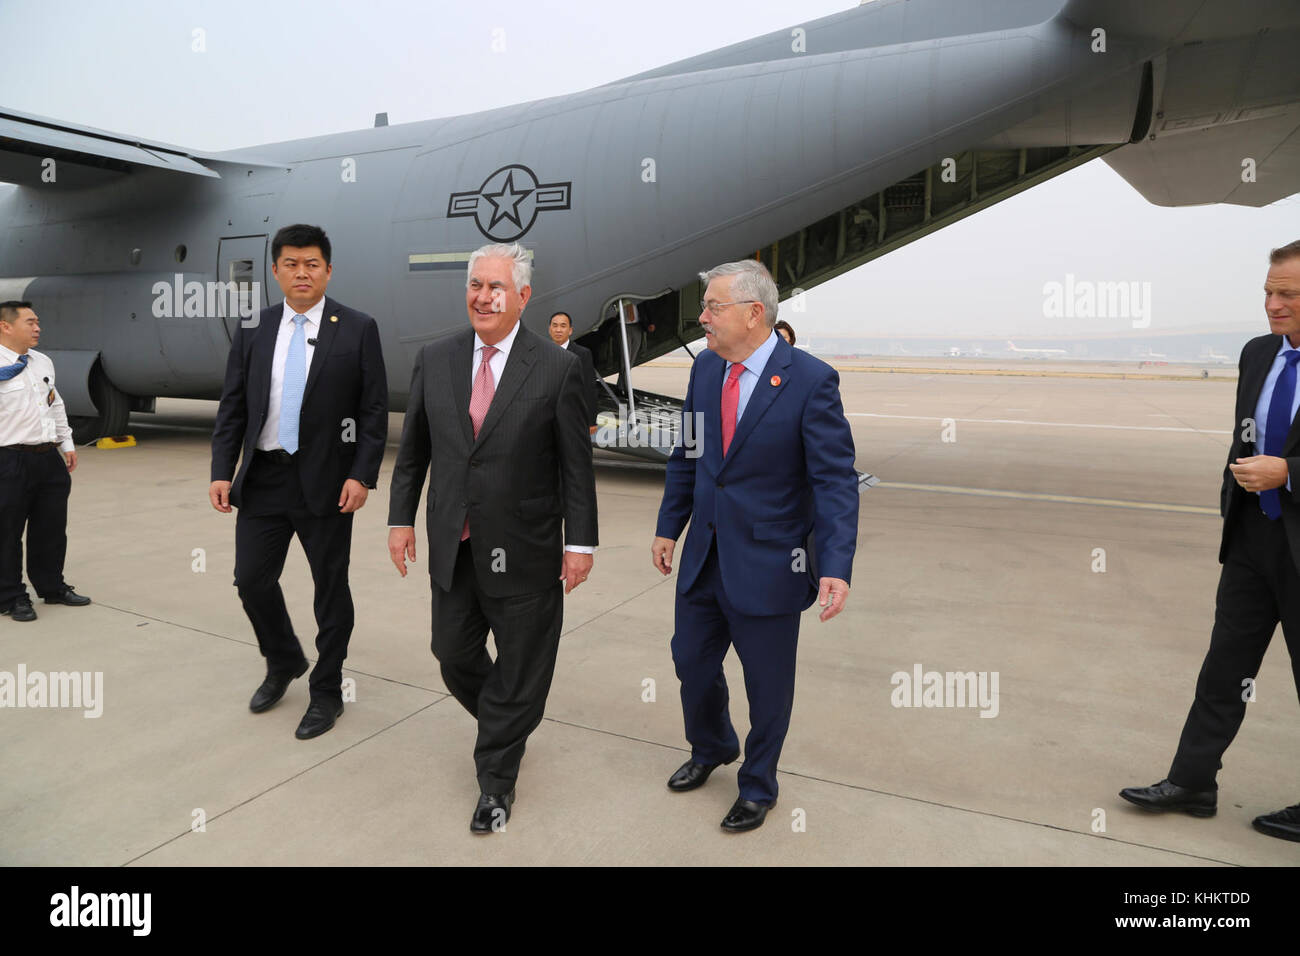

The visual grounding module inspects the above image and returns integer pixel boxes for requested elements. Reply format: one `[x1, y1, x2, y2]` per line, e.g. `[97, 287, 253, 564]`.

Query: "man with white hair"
[652, 259, 859, 832]
[388, 242, 598, 834]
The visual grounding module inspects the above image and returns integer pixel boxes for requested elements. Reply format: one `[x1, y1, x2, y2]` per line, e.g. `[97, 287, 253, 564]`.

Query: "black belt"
[2, 443, 57, 453]
[254, 448, 295, 465]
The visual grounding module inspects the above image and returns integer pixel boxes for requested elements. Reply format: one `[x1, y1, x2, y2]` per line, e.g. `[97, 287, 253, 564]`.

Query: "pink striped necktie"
[463, 345, 498, 540]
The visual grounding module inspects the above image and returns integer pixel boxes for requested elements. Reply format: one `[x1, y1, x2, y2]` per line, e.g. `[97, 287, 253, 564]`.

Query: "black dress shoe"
[470, 790, 516, 833]
[249, 659, 309, 713]
[1252, 802, 1300, 842]
[721, 797, 772, 832]
[43, 586, 90, 606]
[294, 699, 343, 739]
[3, 597, 37, 622]
[666, 751, 740, 792]
[1119, 779, 1217, 817]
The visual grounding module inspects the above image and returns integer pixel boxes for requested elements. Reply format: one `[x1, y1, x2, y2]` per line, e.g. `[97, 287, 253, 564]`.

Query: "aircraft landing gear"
[68, 363, 130, 445]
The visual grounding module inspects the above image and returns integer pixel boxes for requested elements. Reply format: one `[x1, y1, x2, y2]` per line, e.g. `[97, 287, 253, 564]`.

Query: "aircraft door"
[216, 235, 269, 341]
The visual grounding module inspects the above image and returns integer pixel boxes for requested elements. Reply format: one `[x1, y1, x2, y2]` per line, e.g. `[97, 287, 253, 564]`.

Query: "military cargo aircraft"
[1, 0, 1297, 457]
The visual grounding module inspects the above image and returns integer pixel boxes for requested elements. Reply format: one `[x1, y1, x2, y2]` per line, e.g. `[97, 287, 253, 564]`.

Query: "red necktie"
[721, 363, 745, 456]
[463, 345, 498, 540]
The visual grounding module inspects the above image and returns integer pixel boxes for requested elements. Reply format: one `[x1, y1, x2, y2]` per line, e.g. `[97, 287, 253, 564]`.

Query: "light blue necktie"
[0, 353, 29, 381]
[277, 315, 307, 454]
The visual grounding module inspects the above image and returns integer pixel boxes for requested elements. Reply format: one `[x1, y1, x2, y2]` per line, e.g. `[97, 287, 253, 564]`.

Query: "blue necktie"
[277, 315, 308, 455]
[1260, 350, 1300, 519]
[0, 353, 29, 381]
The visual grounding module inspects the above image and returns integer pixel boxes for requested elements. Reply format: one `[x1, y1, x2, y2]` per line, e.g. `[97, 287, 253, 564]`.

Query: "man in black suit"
[210, 224, 388, 740]
[1121, 240, 1300, 842]
[548, 311, 599, 432]
[388, 242, 598, 834]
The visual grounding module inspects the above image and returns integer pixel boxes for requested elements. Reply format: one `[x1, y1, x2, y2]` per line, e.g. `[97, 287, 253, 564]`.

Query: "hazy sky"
[2, 0, 1295, 340]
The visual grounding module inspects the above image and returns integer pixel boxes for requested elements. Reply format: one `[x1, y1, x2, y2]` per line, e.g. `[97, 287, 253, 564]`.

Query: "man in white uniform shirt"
[0, 301, 91, 623]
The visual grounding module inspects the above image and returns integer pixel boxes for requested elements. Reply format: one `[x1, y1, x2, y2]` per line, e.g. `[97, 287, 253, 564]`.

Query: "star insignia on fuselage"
[482, 171, 533, 231]
[448, 164, 572, 242]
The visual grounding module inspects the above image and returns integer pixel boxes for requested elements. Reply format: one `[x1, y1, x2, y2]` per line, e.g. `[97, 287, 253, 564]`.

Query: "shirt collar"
[1278, 337, 1300, 357]
[727, 330, 779, 377]
[474, 319, 521, 360]
[281, 297, 325, 328]
[559, 340, 570, 350]
[0, 343, 18, 363]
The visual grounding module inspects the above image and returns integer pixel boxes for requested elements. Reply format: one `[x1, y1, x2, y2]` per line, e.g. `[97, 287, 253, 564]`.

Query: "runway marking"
[877, 481, 1218, 515]
[848, 412, 1229, 435]
[835, 365, 1231, 382]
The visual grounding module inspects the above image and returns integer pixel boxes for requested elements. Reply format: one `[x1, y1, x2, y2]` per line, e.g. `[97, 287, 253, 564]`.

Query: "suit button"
[717, 481, 724, 488]
[707, 522, 714, 530]
[470, 460, 480, 468]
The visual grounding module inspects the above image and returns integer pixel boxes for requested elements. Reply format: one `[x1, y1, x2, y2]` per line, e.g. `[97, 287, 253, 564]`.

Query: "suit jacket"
[656, 336, 859, 617]
[1219, 333, 1300, 571]
[566, 340, 600, 428]
[210, 297, 389, 516]
[387, 323, 599, 597]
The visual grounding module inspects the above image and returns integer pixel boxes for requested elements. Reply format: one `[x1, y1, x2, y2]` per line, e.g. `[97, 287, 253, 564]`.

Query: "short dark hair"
[1270, 241, 1300, 265]
[549, 311, 572, 325]
[774, 319, 796, 346]
[0, 300, 33, 325]
[272, 224, 331, 265]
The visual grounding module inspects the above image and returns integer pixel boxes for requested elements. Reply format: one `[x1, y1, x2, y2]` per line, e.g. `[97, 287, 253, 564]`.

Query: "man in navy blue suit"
[652, 259, 859, 832]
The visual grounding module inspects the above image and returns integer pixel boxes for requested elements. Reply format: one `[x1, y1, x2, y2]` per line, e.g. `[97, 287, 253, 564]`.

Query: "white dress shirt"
[256, 298, 323, 451]
[724, 330, 779, 423]
[0, 345, 74, 452]
[472, 318, 520, 390]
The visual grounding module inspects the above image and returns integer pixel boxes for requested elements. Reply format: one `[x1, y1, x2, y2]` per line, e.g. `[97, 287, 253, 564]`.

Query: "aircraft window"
[229, 259, 256, 314]
[174, 244, 187, 263]
[129, 248, 142, 266]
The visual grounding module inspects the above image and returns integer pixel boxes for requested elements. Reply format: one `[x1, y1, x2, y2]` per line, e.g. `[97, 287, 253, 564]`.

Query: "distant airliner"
[1007, 340, 1068, 357]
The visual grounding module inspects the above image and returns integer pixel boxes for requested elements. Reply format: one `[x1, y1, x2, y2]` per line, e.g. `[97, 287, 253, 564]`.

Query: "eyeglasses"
[700, 299, 757, 316]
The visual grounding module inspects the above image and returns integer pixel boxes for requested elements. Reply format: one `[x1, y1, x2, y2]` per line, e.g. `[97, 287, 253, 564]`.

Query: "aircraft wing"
[0, 106, 220, 188]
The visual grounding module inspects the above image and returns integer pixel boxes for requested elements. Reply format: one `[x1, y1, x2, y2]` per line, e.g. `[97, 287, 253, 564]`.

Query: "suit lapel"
[302, 297, 339, 402]
[719, 338, 793, 469]
[701, 354, 724, 466]
[251, 306, 281, 420]
[473, 323, 537, 449]
[1240, 336, 1276, 429]
[449, 330, 475, 451]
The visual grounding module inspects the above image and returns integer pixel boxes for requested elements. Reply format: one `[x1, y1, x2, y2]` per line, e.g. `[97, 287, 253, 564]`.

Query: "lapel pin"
[329, 315, 338, 323]
[770, 375, 781, 387]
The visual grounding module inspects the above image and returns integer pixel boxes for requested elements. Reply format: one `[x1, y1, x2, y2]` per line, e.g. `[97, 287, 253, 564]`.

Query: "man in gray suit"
[388, 242, 598, 833]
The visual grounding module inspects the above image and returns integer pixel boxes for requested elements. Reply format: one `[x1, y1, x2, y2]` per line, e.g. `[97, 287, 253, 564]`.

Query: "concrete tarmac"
[2, 361, 1297, 866]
